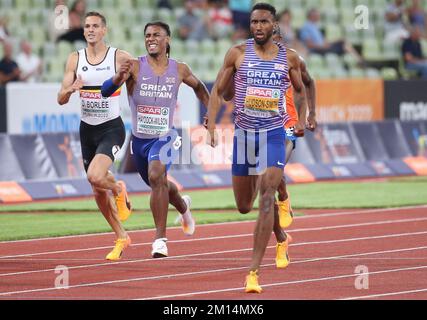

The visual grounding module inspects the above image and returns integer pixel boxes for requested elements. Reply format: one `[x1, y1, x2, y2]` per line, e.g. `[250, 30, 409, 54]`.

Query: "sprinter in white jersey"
[57, 12, 134, 261]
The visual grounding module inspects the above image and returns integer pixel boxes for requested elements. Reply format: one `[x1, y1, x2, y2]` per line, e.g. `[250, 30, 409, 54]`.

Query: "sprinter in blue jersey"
[207, 3, 309, 293]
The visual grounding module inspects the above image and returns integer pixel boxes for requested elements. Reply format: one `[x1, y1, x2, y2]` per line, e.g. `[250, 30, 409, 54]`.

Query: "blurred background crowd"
[1, 0, 427, 85]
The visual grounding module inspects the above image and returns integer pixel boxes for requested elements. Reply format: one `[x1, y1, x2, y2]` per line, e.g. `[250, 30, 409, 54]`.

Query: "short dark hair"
[144, 21, 171, 36]
[85, 11, 107, 26]
[144, 21, 171, 57]
[251, 2, 276, 18]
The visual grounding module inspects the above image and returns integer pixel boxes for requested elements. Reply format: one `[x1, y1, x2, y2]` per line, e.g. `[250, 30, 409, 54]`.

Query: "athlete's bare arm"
[287, 49, 308, 137]
[113, 50, 138, 94]
[115, 50, 134, 72]
[207, 44, 244, 146]
[178, 62, 210, 108]
[300, 58, 317, 131]
[57, 52, 81, 105]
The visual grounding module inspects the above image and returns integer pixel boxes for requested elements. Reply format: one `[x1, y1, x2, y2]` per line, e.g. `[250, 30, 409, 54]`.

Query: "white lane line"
[1, 205, 426, 244]
[0, 220, 254, 244]
[1, 245, 427, 296]
[1, 228, 427, 277]
[138, 265, 427, 300]
[296, 205, 427, 220]
[2, 215, 427, 259]
[3, 256, 427, 262]
[340, 288, 427, 300]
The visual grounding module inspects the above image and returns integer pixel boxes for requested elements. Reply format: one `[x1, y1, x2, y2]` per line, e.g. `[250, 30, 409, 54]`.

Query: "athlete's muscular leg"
[284, 139, 294, 164]
[273, 203, 287, 242]
[167, 180, 187, 214]
[92, 186, 127, 239]
[249, 166, 283, 272]
[148, 160, 169, 239]
[86, 154, 127, 238]
[86, 154, 122, 196]
[277, 177, 287, 202]
[277, 140, 294, 201]
[232, 175, 259, 214]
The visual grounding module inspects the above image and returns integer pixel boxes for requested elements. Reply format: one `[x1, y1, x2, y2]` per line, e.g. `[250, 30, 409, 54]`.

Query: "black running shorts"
[79, 117, 126, 172]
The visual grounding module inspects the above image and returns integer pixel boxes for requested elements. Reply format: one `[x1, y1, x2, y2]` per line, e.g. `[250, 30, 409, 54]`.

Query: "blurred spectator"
[48, 0, 68, 42]
[407, 0, 426, 31]
[402, 26, 427, 78]
[0, 42, 21, 85]
[300, 9, 363, 63]
[229, 0, 251, 40]
[57, 10, 85, 43]
[178, 0, 209, 41]
[16, 40, 42, 83]
[157, 0, 173, 9]
[229, 0, 251, 28]
[70, 0, 87, 20]
[207, 0, 233, 40]
[276, 9, 307, 57]
[0, 16, 10, 43]
[384, 0, 409, 42]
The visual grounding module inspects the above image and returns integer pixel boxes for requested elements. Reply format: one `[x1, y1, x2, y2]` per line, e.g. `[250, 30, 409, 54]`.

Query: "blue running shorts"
[232, 126, 286, 176]
[131, 129, 181, 186]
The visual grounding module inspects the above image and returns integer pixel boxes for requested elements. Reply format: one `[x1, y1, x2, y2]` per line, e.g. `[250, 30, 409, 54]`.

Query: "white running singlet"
[76, 47, 121, 125]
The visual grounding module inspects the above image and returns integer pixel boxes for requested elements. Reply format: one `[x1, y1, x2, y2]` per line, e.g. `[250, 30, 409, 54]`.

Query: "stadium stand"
[1, 0, 426, 82]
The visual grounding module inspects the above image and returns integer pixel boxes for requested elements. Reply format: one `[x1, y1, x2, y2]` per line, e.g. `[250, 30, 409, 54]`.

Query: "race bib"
[244, 87, 280, 117]
[80, 90, 110, 118]
[137, 105, 169, 135]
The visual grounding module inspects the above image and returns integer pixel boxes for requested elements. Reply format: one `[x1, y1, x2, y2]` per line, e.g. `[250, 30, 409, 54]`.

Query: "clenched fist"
[115, 60, 132, 84]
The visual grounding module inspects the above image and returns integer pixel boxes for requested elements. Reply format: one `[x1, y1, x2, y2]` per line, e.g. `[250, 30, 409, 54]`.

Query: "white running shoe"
[180, 195, 195, 236]
[151, 238, 168, 258]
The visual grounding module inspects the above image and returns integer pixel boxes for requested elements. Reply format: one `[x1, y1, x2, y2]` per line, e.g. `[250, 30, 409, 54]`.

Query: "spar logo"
[80, 91, 102, 99]
[246, 87, 280, 99]
[137, 106, 169, 116]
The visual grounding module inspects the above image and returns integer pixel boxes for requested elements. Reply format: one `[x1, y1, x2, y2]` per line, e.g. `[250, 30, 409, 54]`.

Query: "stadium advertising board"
[0, 181, 32, 203]
[400, 121, 427, 157]
[403, 157, 427, 175]
[284, 163, 316, 182]
[0, 134, 26, 181]
[385, 159, 418, 175]
[369, 161, 395, 176]
[6, 83, 81, 134]
[385, 80, 427, 120]
[5, 83, 200, 134]
[352, 122, 389, 160]
[377, 120, 413, 158]
[303, 123, 363, 164]
[315, 79, 384, 123]
[41, 133, 86, 178]
[9, 134, 60, 180]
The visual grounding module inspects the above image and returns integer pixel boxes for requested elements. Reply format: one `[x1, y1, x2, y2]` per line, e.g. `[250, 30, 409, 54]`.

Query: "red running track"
[0, 205, 426, 300]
